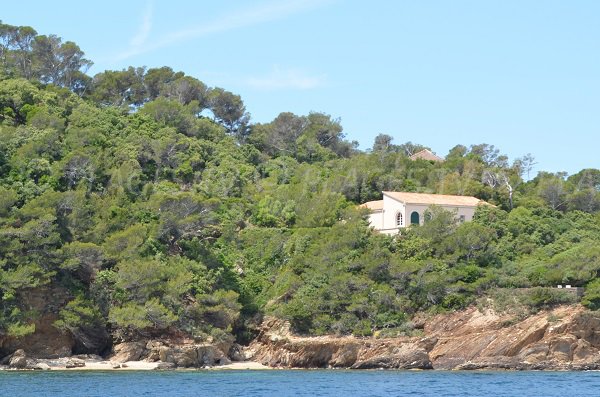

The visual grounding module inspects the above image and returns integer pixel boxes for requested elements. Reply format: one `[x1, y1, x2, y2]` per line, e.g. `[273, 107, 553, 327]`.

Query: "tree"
[372, 134, 393, 152]
[31, 35, 92, 91]
[568, 189, 600, 213]
[140, 97, 195, 135]
[514, 153, 537, 180]
[90, 67, 146, 107]
[482, 169, 515, 209]
[250, 112, 307, 157]
[0, 24, 37, 78]
[208, 87, 250, 139]
[153, 194, 220, 251]
[253, 195, 296, 227]
[469, 143, 502, 166]
[537, 173, 567, 211]
[397, 141, 427, 156]
[442, 222, 497, 265]
[413, 206, 458, 248]
[144, 66, 184, 100]
[162, 76, 208, 107]
[582, 279, 600, 310]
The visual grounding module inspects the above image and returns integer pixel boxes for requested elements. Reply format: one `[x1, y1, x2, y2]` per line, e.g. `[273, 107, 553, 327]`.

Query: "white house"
[360, 191, 487, 235]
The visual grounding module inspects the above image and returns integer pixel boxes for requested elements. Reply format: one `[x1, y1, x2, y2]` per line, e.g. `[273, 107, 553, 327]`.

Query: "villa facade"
[360, 191, 487, 235]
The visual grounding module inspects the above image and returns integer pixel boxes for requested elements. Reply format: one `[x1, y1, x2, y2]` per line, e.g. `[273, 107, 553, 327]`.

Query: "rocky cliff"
[3, 303, 600, 370]
[245, 317, 433, 369]
[246, 305, 600, 370]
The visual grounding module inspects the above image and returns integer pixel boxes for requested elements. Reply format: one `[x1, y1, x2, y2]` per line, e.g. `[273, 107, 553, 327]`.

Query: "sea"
[1, 370, 599, 397]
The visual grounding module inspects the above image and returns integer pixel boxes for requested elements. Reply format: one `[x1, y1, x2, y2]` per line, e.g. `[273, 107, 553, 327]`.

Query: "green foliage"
[582, 279, 600, 310]
[0, 20, 599, 345]
[54, 295, 105, 332]
[6, 322, 36, 337]
[518, 287, 577, 310]
[253, 196, 296, 227]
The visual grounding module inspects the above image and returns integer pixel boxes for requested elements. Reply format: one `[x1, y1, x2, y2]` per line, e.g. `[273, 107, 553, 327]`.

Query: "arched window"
[396, 212, 403, 226]
[410, 211, 420, 225]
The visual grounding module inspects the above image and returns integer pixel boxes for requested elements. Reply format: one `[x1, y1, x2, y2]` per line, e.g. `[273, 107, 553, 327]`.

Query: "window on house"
[396, 212, 403, 226]
[459, 215, 466, 223]
[410, 211, 420, 225]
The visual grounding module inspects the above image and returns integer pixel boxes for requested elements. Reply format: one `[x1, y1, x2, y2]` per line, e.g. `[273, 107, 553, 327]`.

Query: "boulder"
[110, 342, 146, 363]
[197, 344, 227, 366]
[228, 344, 245, 362]
[154, 362, 176, 370]
[159, 345, 198, 367]
[145, 340, 164, 362]
[6, 349, 42, 370]
[33, 362, 51, 370]
[8, 349, 29, 369]
[64, 357, 86, 368]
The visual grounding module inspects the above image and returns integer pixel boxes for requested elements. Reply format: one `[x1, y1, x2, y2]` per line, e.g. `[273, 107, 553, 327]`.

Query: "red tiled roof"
[359, 200, 384, 211]
[382, 191, 485, 207]
[409, 149, 444, 162]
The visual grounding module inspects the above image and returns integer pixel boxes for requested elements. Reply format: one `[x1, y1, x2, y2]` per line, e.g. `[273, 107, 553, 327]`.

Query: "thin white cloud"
[129, 2, 153, 48]
[115, 0, 332, 61]
[247, 66, 324, 90]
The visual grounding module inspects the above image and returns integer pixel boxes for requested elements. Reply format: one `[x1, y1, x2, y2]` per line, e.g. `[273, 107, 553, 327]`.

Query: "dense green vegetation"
[0, 22, 599, 347]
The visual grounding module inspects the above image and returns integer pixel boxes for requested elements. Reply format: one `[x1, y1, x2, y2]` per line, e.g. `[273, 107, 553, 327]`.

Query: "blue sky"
[2, 0, 599, 175]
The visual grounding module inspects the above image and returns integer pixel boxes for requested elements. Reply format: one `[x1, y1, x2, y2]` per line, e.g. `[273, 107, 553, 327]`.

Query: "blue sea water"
[1, 370, 599, 397]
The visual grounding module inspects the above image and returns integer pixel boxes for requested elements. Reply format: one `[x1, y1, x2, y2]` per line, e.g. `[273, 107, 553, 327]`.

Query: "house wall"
[403, 204, 477, 225]
[380, 195, 406, 234]
[367, 210, 384, 231]
[367, 195, 480, 234]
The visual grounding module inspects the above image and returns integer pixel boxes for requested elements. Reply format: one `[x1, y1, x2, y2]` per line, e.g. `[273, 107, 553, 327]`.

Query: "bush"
[582, 279, 600, 310]
[519, 287, 576, 310]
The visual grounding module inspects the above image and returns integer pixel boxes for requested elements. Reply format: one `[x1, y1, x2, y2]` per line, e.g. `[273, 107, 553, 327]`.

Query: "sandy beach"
[38, 359, 270, 371]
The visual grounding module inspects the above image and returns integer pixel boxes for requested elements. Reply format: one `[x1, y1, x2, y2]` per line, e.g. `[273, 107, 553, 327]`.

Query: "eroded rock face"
[247, 307, 600, 370]
[246, 318, 432, 369]
[0, 288, 75, 359]
[426, 306, 600, 370]
[5, 302, 600, 371]
[1, 315, 74, 359]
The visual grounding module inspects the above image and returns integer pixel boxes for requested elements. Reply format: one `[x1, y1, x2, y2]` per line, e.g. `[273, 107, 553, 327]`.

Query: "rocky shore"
[246, 305, 600, 370]
[0, 338, 261, 371]
[2, 305, 600, 371]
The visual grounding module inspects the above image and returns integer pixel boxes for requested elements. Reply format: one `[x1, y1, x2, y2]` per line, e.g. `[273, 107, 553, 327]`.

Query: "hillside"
[0, 22, 599, 364]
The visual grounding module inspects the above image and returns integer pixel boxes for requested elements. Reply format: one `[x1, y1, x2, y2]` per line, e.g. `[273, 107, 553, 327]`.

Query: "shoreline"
[0, 359, 271, 371]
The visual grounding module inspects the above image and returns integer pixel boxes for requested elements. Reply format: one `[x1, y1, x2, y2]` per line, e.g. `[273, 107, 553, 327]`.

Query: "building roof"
[409, 149, 444, 162]
[382, 191, 485, 207]
[359, 200, 384, 211]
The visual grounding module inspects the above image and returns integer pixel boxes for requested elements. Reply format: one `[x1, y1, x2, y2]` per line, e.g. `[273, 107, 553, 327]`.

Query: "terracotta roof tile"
[409, 149, 444, 162]
[382, 191, 484, 207]
[359, 200, 384, 210]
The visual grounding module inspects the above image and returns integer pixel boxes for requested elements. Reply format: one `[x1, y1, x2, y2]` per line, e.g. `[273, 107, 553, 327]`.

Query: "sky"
[2, 0, 599, 176]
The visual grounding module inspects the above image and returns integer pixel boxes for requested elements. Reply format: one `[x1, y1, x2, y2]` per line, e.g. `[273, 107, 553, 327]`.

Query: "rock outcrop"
[246, 306, 600, 370]
[0, 288, 75, 359]
[108, 338, 231, 368]
[3, 303, 600, 370]
[1, 349, 43, 370]
[426, 305, 600, 370]
[246, 317, 432, 369]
